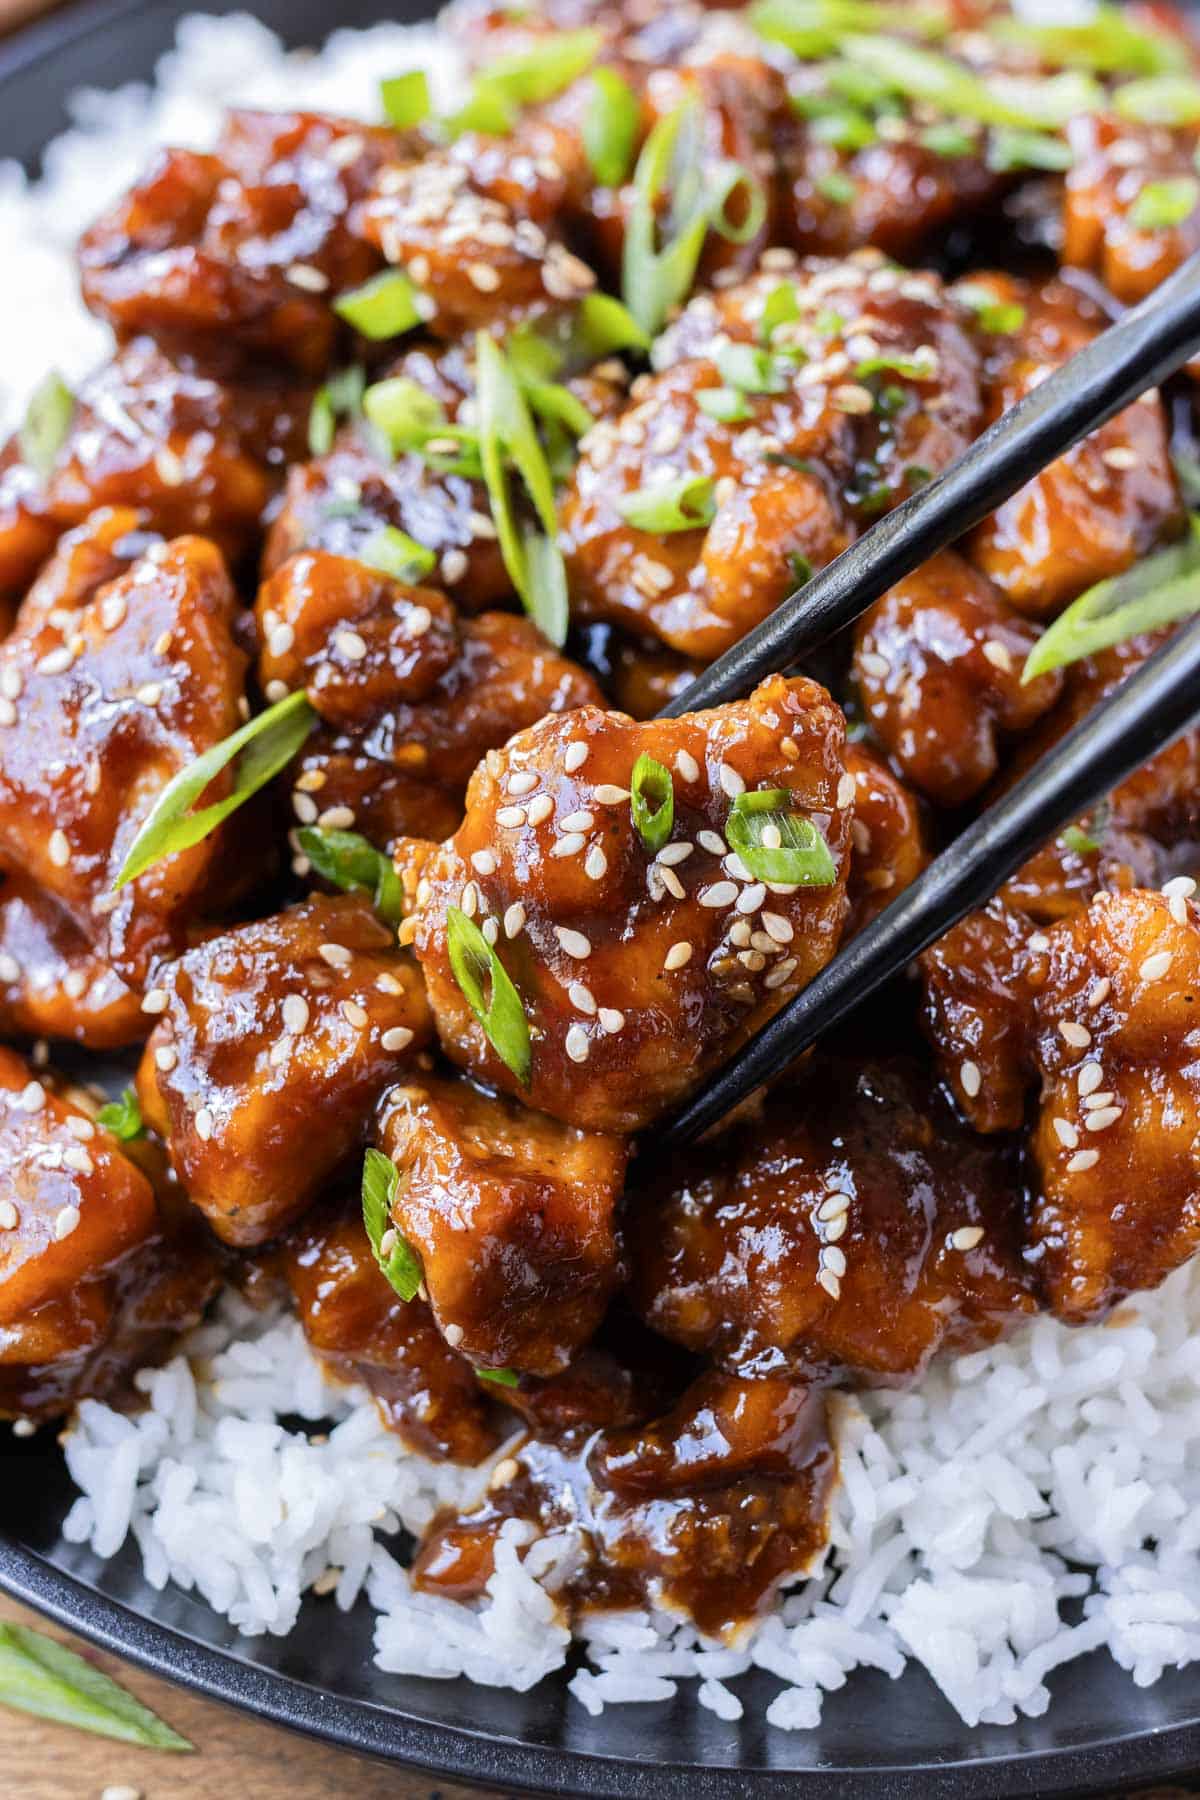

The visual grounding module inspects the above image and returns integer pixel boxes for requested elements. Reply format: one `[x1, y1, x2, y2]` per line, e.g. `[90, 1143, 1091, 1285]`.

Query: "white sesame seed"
[1029, 932, 1051, 953]
[664, 941, 693, 971]
[561, 810, 595, 832]
[154, 1045, 178, 1072]
[407, 606, 433, 638]
[1163, 875, 1196, 900]
[440, 549, 468, 584]
[11, 1418, 35, 1437]
[0, 667, 21, 701]
[565, 741, 589, 772]
[377, 973, 404, 995]
[37, 647, 74, 676]
[490, 1457, 520, 1490]
[194, 1107, 214, 1141]
[598, 1008, 625, 1034]
[293, 791, 319, 824]
[982, 640, 1013, 673]
[0, 1201, 16, 1230]
[54, 1205, 81, 1240]
[63, 1145, 93, 1176]
[141, 988, 168, 1015]
[65, 1117, 94, 1141]
[341, 999, 368, 1028]
[379, 1228, 397, 1257]
[594, 784, 630, 805]
[526, 794, 554, 826]
[718, 764, 745, 798]
[859, 651, 889, 681]
[1101, 445, 1137, 471]
[282, 995, 310, 1035]
[460, 881, 479, 918]
[822, 1244, 847, 1276]
[737, 883, 767, 915]
[729, 919, 753, 948]
[1067, 1149, 1100, 1173]
[760, 824, 783, 851]
[482, 916, 499, 944]
[585, 845, 608, 880]
[444, 1323, 465, 1347]
[960, 1060, 982, 1098]
[817, 1268, 842, 1300]
[382, 1026, 414, 1053]
[1078, 1062, 1103, 1095]
[48, 829, 70, 868]
[764, 958, 799, 989]
[1053, 1117, 1079, 1149]
[569, 981, 597, 1015]
[699, 881, 739, 908]
[1139, 950, 1172, 981]
[675, 749, 700, 783]
[504, 903, 526, 939]
[317, 805, 355, 831]
[507, 771, 538, 796]
[725, 852, 753, 881]
[319, 942, 353, 970]
[471, 849, 498, 875]
[697, 830, 726, 855]
[817, 1192, 849, 1222]
[951, 1225, 985, 1252]
[1059, 1021, 1092, 1049]
[657, 842, 694, 867]
[17, 1080, 45, 1112]
[497, 806, 527, 828]
[269, 623, 297, 658]
[135, 681, 164, 707]
[0, 698, 14, 727]
[1082, 1090, 1115, 1110]
[1087, 978, 1111, 1009]
[565, 1023, 590, 1063]
[552, 832, 587, 859]
[1084, 1105, 1122, 1132]
[555, 927, 592, 959]
[761, 913, 794, 944]
[0, 952, 18, 984]
[835, 772, 857, 810]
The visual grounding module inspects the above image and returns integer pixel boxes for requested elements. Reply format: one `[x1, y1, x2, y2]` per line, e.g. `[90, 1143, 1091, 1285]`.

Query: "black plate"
[2, 3, 1200, 1793]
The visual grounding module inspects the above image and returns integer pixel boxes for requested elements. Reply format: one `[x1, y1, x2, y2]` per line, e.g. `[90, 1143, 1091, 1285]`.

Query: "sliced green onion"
[725, 788, 837, 886]
[96, 1087, 144, 1141]
[957, 285, 1026, 335]
[750, 0, 947, 57]
[989, 8, 1186, 76]
[334, 269, 428, 340]
[381, 69, 431, 129]
[815, 168, 856, 205]
[1061, 824, 1099, 855]
[475, 331, 568, 645]
[297, 827, 403, 926]
[442, 84, 517, 137]
[362, 1147, 423, 1302]
[19, 371, 73, 480]
[716, 341, 788, 394]
[571, 292, 651, 362]
[987, 69, 1103, 129]
[621, 98, 740, 337]
[986, 127, 1073, 174]
[477, 1365, 520, 1386]
[1130, 176, 1199, 230]
[359, 524, 437, 584]
[919, 122, 975, 157]
[1022, 519, 1200, 682]
[522, 379, 595, 439]
[906, 463, 932, 487]
[629, 752, 674, 853]
[1115, 73, 1200, 125]
[790, 551, 814, 584]
[309, 365, 365, 456]
[708, 162, 769, 244]
[854, 345, 938, 381]
[698, 386, 752, 422]
[760, 282, 800, 341]
[116, 690, 316, 888]
[811, 107, 876, 151]
[446, 903, 531, 1085]
[0, 1622, 191, 1750]
[485, 28, 601, 104]
[583, 66, 639, 186]
[617, 472, 716, 532]
[363, 376, 446, 453]
[839, 35, 1062, 129]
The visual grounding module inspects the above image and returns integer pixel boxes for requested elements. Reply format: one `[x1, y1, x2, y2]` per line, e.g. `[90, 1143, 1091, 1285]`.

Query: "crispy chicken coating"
[1062, 113, 1200, 306]
[404, 673, 853, 1131]
[0, 874, 142, 1051]
[136, 893, 432, 1246]
[843, 742, 926, 934]
[378, 1074, 628, 1375]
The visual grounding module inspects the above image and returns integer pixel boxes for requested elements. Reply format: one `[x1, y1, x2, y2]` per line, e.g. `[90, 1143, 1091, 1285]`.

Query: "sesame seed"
[817, 1268, 842, 1300]
[0, 698, 14, 727]
[141, 988, 168, 1015]
[1029, 932, 1051, 953]
[286, 261, 330, 292]
[282, 995, 310, 1035]
[982, 639, 1013, 673]
[765, 958, 799, 989]
[822, 1244, 847, 1277]
[599, 1008, 624, 1033]
[296, 769, 327, 794]
[729, 919, 753, 948]
[53, 1205, 81, 1240]
[664, 941, 693, 971]
[341, 999, 368, 1028]
[1163, 875, 1196, 900]
[194, 1107, 214, 1141]
[737, 882, 767, 914]
[824, 1213, 848, 1242]
[569, 981, 597, 1015]
[441, 549, 469, 584]
[527, 794, 554, 826]
[507, 771, 538, 796]
[490, 1457, 520, 1490]
[37, 646, 74, 676]
[471, 849, 498, 875]
[951, 1225, 984, 1252]
[377, 973, 404, 995]
[1139, 950, 1172, 981]
[760, 824, 783, 851]
[0, 952, 18, 984]
[504, 903, 526, 939]
[565, 741, 589, 772]
[585, 845, 608, 880]
[594, 784, 630, 805]
[317, 805, 355, 830]
[1059, 1021, 1092, 1049]
[293, 791, 319, 824]
[555, 927, 592, 959]
[657, 842, 694, 867]
[1053, 1117, 1079, 1149]
[1101, 445, 1137, 471]
[831, 382, 875, 414]
[444, 1323, 465, 1348]
[552, 831, 586, 858]
[836, 772, 857, 809]
[460, 881, 479, 918]
[1067, 1149, 1100, 1173]
[63, 1145, 93, 1176]
[382, 1026, 414, 1052]
[468, 261, 502, 291]
[675, 749, 700, 783]
[1084, 1106, 1122, 1132]
[482, 916, 499, 944]
[334, 629, 367, 661]
[48, 829, 70, 868]
[65, 1117, 94, 1141]
[817, 1192, 849, 1222]
[319, 943, 353, 970]
[697, 830, 726, 855]
[0, 1201, 16, 1230]
[699, 881, 739, 908]
[268, 623, 296, 658]
[859, 650, 889, 681]
[154, 1045, 178, 1072]
[561, 810, 595, 832]
[497, 806, 527, 828]
[379, 1229, 397, 1258]
[565, 1023, 590, 1063]
[718, 764, 745, 799]
[1086, 978, 1111, 1009]
[136, 681, 164, 707]
[761, 912, 794, 943]
[11, 1418, 34, 1437]
[960, 1060, 981, 1098]
[16, 1081, 45, 1112]
[1078, 1062, 1103, 1095]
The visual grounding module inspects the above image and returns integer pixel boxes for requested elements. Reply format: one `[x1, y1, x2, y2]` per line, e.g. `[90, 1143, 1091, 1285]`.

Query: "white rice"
[6, 6, 1200, 1733]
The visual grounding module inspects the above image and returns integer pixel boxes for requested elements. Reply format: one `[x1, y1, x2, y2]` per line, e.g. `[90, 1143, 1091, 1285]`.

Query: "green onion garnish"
[116, 690, 316, 888]
[1022, 519, 1200, 682]
[96, 1087, 144, 1141]
[957, 286, 1026, 335]
[485, 27, 601, 105]
[363, 376, 447, 454]
[583, 66, 639, 186]
[617, 472, 716, 532]
[358, 524, 437, 584]
[0, 1623, 192, 1749]
[760, 282, 800, 341]
[986, 128, 1073, 173]
[19, 371, 73, 480]
[334, 269, 428, 340]
[726, 789, 837, 885]
[750, 0, 947, 57]
[698, 386, 752, 422]
[362, 1147, 423, 1302]
[297, 827, 403, 926]
[1130, 176, 1199, 230]
[811, 108, 876, 151]
[919, 122, 975, 157]
[715, 341, 788, 394]
[790, 551, 814, 584]
[1115, 73, 1200, 125]
[309, 366, 365, 456]
[442, 85, 517, 137]
[1061, 824, 1100, 855]
[989, 8, 1186, 76]
[815, 168, 856, 205]
[446, 903, 531, 1085]
[381, 69, 432, 129]
[477, 1366, 520, 1386]
[839, 35, 1062, 129]
[629, 752, 674, 853]
[854, 346, 938, 381]
[475, 331, 568, 645]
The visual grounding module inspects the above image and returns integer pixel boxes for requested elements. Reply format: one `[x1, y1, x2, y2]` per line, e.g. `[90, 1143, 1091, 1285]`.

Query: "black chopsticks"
[653, 612, 1200, 1153]
[659, 250, 1200, 719]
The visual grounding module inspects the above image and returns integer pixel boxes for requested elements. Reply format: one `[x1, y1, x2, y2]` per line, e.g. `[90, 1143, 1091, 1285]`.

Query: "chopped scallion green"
[1130, 175, 1199, 230]
[358, 524, 437, 584]
[19, 371, 73, 480]
[725, 788, 837, 886]
[630, 752, 674, 853]
[1115, 72, 1200, 125]
[363, 376, 447, 453]
[381, 69, 431, 129]
[583, 66, 639, 186]
[96, 1087, 144, 1142]
[1022, 519, 1200, 682]
[0, 1623, 192, 1749]
[334, 269, 428, 340]
[617, 472, 716, 532]
[362, 1148, 423, 1302]
[698, 385, 752, 422]
[475, 332, 569, 645]
[297, 827, 404, 926]
[446, 904, 531, 1085]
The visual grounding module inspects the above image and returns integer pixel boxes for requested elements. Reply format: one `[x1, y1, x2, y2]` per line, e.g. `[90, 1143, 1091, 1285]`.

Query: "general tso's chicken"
[78, 113, 398, 374]
[281, 1200, 497, 1462]
[378, 1075, 628, 1375]
[562, 252, 982, 659]
[0, 341, 313, 599]
[843, 742, 926, 934]
[964, 277, 1181, 615]
[920, 896, 1043, 1134]
[266, 555, 604, 844]
[136, 893, 432, 1246]
[403, 672, 853, 1132]
[0, 874, 142, 1051]
[631, 1055, 1035, 1383]
[852, 549, 1064, 809]
[414, 1368, 835, 1640]
[0, 535, 251, 990]
[1063, 113, 1200, 306]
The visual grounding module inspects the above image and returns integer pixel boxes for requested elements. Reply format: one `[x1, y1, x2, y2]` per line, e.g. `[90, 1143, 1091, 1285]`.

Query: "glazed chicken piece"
[843, 742, 926, 934]
[261, 552, 604, 845]
[378, 1075, 628, 1375]
[78, 112, 398, 374]
[136, 893, 432, 1246]
[964, 277, 1181, 615]
[414, 1369, 835, 1640]
[0, 873, 142, 1051]
[0, 341, 312, 600]
[282, 1201, 497, 1462]
[630, 1055, 1035, 1383]
[852, 549, 1064, 809]
[920, 897, 1041, 1134]
[0, 534, 251, 990]
[563, 252, 983, 659]
[1062, 113, 1200, 306]
[403, 672, 853, 1132]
